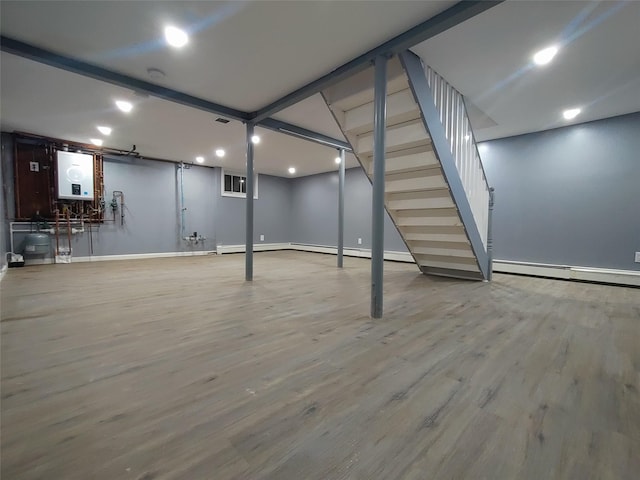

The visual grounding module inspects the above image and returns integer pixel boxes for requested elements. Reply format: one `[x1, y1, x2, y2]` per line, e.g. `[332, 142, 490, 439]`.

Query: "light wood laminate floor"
[1, 251, 639, 479]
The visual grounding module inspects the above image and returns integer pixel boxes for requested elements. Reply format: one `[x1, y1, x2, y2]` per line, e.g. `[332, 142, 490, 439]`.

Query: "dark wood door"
[15, 143, 53, 219]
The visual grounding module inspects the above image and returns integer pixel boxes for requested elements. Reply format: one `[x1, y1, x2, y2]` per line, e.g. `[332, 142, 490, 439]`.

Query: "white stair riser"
[363, 150, 439, 176]
[404, 233, 468, 242]
[410, 246, 474, 258]
[357, 121, 429, 156]
[345, 89, 420, 135]
[386, 175, 446, 193]
[387, 195, 454, 210]
[416, 258, 480, 272]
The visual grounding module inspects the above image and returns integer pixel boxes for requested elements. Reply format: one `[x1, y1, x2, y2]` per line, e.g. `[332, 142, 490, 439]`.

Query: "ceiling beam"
[1, 35, 350, 151]
[250, 0, 504, 123]
[257, 118, 351, 151]
[0, 36, 249, 122]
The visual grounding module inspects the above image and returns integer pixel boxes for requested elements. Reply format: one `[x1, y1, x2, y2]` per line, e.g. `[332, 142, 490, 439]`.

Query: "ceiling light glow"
[215, 149, 225, 158]
[251, 135, 261, 144]
[533, 46, 558, 66]
[90, 138, 103, 146]
[335, 157, 341, 164]
[288, 167, 296, 174]
[196, 156, 204, 163]
[563, 108, 581, 120]
[115, 100, 133, 113]
[97, 126, 112, 135]
[164, 26, 189, 48]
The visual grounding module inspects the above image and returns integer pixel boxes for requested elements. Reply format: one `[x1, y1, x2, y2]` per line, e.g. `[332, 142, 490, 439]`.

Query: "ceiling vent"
[215, 117, 230, 124]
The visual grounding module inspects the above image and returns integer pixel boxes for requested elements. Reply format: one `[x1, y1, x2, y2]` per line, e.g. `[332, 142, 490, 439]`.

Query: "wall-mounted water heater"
[56, 151, 94, 200]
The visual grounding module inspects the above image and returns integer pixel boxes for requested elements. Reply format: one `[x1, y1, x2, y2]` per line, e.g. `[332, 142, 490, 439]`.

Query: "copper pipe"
[66, 210, 72, 254]
[55, 210, 60, 255]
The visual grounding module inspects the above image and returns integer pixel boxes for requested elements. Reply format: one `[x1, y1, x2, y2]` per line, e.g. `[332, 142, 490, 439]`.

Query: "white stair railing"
[425, 66, 490, 248]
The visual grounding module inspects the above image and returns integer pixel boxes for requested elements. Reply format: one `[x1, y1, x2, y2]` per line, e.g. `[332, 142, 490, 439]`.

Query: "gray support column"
[371, 55, 387, 318]
[487, 187, 495, 281]
[337, 148, 346, 268]
[245, 123, 255, 281]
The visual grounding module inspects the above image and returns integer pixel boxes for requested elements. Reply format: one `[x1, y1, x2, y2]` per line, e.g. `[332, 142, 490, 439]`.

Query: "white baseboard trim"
[216, 243, 291, 254]
[72, 250, 216, 263]
[289, 243, 415, 263]
[493, 260, 640, 287]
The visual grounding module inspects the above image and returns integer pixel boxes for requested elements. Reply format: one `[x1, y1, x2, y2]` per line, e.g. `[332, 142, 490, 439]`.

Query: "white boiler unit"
[56, 151, 94, 200]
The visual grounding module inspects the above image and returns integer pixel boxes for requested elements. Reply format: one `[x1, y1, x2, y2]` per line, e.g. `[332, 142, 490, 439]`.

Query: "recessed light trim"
[115, 100, 133, 113]
[97, 126, 112, 136]
[195, 156, 204, 163]
[90, 138, 103, 146]
[288, 167, 296, 174]
[147, 67, 166, 80]
[164, 26, 189, 48]
[251, 135, 261, 144]
[533, 46, 558, 66]
[563, 108, 581, 120]
[215, 149, 225, 158]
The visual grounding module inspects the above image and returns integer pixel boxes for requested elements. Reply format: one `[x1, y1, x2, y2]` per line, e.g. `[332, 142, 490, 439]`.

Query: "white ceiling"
[0, 52, 357, 177]
[1, 0, 639, 176]
[412, 0, 640, 141]
[0, 0, 453, 112]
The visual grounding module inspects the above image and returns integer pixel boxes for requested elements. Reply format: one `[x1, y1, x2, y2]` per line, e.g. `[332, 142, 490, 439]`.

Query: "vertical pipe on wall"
[371, 54, 387, 319]
[245, 123, 255, 281]
[179, 162, 186, 240]
[337, 148, 345, 268]
[487, 187, 495, 281]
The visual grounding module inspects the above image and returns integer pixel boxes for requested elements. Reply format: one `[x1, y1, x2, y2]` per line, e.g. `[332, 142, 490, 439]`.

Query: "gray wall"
[213, 169, 291, 247]
[481, 112, 640, 271]
[291, 168, 408, 252]
[0, 136, 292, 261]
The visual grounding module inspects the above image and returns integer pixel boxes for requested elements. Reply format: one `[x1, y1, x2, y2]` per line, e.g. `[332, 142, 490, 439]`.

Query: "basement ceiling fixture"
[215, 148, 225, 158]
[164, 26, 189, 48]
[90, 138, 103, 146]
[115, 100, 133, 113]
[251, 135, 261, 144]
[147, 67, 166, 80]
[288, 167, 296, 174]
[195, 156, 204, 163]
[533, 45, 558, 66]
[563, 108, 581, 120]
[215, 117, 230, 124]
[97, 126, 112, 135]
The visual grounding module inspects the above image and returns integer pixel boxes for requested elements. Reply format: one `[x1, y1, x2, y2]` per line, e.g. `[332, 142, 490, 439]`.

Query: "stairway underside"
[322, 57, 485, 280]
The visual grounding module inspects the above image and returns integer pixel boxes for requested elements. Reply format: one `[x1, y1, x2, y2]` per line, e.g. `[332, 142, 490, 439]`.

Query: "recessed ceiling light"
[90, 138, 103, 146]
[97, 126, 112, 135]
[335, 156, 341, 164]
[251, 135, 261, 144]
[563, 108, 581, 120]
[147, 67, 166, 80]
[533, 46, 558, 66]
[195, 156, 204, 163]
[164, 26, 189, 48]
[115, 100, 133, 113]
[215, 148, 225, 158]
[288, 167, 296, 174]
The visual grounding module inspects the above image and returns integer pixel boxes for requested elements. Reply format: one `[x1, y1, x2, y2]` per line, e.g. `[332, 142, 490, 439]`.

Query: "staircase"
[322, 51, 492, 280]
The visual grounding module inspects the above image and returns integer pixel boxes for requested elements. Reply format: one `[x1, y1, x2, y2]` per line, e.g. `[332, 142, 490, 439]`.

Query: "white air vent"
[56, 151, 94, 200]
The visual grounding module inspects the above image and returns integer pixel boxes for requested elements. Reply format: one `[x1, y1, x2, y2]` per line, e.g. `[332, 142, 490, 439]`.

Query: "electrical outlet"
[358, 238, 362, 245]
[260, 234, 264, 242]
[635, 252, 640, 263]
